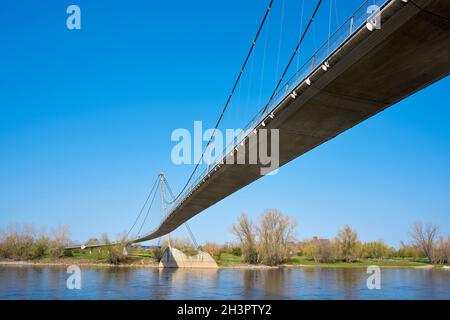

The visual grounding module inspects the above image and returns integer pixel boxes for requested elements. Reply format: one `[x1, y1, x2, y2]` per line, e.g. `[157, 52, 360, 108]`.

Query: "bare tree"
[256, 209, 297, 265]
[48, 225, 71, 258]
[432, 234, 449, 264]
[231, 213, 258, 264]
[161, 237, 197, 255]
[410, 221, 439, 262]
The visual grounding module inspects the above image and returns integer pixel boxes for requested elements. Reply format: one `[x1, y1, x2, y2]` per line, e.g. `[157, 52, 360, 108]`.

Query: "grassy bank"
[215, 253, 439, 269]
[286, 255, 432, 268]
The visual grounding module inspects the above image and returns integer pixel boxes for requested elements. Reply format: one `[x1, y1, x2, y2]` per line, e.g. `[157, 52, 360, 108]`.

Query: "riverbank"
[1, 256, 445, 270]
[0, 258, 160, 268]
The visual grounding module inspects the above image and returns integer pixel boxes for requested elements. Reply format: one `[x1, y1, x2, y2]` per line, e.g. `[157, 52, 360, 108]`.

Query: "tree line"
[225, 210, 449, 266]
[0, 224, 71, 260]
[0, 214, 448, 266]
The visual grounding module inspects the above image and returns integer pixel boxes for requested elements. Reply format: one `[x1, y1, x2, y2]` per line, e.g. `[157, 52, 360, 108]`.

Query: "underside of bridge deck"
[134, 0, 450, 243]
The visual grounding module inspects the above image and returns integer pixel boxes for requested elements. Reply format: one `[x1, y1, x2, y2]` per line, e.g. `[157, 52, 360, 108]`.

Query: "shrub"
[99, 233, 129, 265]
[362, 241, 394, 259]
[397, 242, 424, 259]
[310, 238, 337, 263]
[231, 247, 242, 256]
[202, 242, 220, 257]
[150, 246, 164, 262]
[33, 236, 50, 259]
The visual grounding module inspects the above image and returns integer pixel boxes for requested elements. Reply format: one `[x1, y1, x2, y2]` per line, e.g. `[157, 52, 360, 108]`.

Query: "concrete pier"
[159, 247, 218, 269]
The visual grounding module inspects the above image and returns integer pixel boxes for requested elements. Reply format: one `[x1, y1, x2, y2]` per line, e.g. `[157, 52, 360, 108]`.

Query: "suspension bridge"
[67, 0, 450, 255]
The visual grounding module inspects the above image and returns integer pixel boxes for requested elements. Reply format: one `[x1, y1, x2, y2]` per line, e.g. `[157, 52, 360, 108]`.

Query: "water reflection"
[0, 266, 448, 300]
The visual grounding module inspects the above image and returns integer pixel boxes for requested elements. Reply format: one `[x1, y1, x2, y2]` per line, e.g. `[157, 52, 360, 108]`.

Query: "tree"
[410, 221, 439, 262]
[230, 213, 258, 264]
[98, 233, 128, 265]
[47, 225, 71, 258]
[397, 241, 424, 259]
[0, 224, 73, 260]
[432, 235, 449, 264]
[310, 238, 337, 263]
[256, 209, 297, 265]
[362, 241, 394, 259]
[336, 225, 359, 262]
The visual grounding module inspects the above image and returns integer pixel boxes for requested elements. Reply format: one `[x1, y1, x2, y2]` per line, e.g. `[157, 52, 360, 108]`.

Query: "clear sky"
[0, 0, 449, 248]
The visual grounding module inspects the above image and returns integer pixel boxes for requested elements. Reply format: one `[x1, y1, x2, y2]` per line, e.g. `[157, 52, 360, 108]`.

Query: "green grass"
[212, 253, 432, 268]
[287, 255, 431, 268]
[215, 253, 244, 266]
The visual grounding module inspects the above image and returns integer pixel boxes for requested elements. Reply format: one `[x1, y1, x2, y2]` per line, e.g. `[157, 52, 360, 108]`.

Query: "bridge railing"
[169, 0, 390, 214]
[268, 0, 389, 109]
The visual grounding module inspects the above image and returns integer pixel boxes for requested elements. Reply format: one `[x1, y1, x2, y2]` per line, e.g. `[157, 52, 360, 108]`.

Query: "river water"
[0, 266, 448, 299]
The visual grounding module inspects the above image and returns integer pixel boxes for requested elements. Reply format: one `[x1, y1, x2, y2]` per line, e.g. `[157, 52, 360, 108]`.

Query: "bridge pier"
[159, 247, 218, 269]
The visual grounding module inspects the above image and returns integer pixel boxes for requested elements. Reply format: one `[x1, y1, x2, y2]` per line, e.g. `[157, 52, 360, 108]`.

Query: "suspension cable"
[167, 0, 276, 204]
[328, 0, 333, 53]
[126, 175, 159, 239]
[258, 9, 270, 106]
[297, 0, 305, 70]
[275, 0, 286, 81]
[264, 0, 323, 113]
[184, 222, 199, 249]
[135, 182, 159, 238]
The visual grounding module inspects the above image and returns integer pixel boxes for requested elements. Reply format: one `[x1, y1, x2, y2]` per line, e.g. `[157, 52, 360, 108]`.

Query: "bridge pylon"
[158, 173, 217, 269]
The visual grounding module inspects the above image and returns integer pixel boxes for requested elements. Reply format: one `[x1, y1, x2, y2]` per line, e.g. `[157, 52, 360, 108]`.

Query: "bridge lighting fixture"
[253, 129, 257, 134]
[305, 78, 311, 86]
[240, 141, 244, 147]
[261, 121, 266, 127]
[366, 22, 375, 31]
[290, 91, 298, 99]
[322, 62, 330, 71]
[269, 113, 275, 119]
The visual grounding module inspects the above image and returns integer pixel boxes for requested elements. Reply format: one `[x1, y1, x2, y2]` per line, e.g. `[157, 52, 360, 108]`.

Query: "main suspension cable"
[264, 0, 323, 113]
[167, 0, 276, 204]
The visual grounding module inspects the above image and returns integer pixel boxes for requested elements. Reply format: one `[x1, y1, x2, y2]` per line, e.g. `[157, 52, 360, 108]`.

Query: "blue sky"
[0, 0, 449, 247]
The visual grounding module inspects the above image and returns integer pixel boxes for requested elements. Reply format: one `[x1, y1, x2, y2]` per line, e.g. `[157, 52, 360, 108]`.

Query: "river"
[0, 266, 448, 299]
